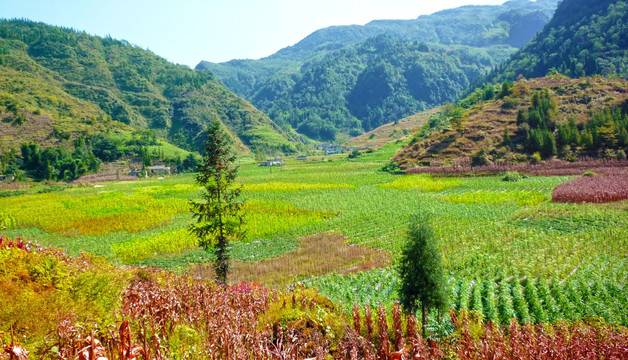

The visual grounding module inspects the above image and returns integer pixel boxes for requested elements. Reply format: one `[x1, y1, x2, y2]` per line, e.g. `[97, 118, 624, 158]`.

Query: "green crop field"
[2, 143, 626, 326]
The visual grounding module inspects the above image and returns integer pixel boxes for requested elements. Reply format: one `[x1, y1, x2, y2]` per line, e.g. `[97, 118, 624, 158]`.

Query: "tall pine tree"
[398, 214, 448, 336]
[189, 120, 244, 285]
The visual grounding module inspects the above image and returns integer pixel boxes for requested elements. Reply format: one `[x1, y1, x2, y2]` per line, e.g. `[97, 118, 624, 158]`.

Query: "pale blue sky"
[1, 0, 506, 67]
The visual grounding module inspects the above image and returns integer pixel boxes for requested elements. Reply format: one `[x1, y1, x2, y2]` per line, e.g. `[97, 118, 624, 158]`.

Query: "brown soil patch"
[347, 107, 440, 149]
[189, 232, 391, 289]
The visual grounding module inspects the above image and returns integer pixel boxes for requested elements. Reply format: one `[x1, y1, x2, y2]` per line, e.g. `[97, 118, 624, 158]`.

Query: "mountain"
[485, 0, 628, 81]
[253, 37, 515, 140]
[0, 19, 300, 155]
[393, 76, 628, 168]
[267, 0, 558, 61]
[197, 0, 559, 141]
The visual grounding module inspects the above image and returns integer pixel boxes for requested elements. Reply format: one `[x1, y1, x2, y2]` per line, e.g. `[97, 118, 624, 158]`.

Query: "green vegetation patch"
[243, 182, 353, 192]
[444, 190, 548, 207]
[0, 189, 189, 236]
[510, 217, 613, 234]
[111, 199, 331, 264]
[379, 174, 461, 192]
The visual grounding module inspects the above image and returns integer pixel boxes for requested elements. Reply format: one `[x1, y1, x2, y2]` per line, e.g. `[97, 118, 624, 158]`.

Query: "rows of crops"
[310, 259, 628, 326]
[0, 145, 626, 325]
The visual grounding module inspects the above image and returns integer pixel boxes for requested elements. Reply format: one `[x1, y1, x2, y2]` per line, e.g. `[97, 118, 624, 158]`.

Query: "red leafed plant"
[0, 236, 28, 251]
[4, 262, 628, 359]
[552, 172, 628, 203]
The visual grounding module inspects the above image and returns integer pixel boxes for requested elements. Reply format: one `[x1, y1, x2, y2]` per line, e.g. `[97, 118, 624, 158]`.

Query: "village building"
[147, 165, 171, 175]
[259, 157, 286, 167]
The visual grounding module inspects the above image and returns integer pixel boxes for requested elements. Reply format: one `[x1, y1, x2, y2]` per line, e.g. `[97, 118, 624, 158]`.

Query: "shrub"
[471, 149, 492, 167]
[348, 149, 361, 159]
[261, 285, 345, 351]
[530, 152, 542, 164]
[381, 161, 404, 175]
[502, 172, 526, 182]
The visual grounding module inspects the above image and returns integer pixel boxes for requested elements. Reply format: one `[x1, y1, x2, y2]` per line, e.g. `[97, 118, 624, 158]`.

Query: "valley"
[0, 0, 627, 358]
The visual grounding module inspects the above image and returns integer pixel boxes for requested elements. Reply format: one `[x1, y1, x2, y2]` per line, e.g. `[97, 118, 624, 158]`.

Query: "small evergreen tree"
[189, 120, 244, 285]
[398, 214, 448, 336]
[497, 81, 513, 99]
[502, 127, 511, 147]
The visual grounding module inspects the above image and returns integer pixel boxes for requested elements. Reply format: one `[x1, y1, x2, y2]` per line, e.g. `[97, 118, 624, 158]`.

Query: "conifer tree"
[398, 214, 448, 336]
[190, 120, 244, 284]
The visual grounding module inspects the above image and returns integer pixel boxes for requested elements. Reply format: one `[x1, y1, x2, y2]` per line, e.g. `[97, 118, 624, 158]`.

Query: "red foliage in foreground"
[552, 174, 628, 203]
[4, 271, 628, 359]
[450, 310, 628, 360]
[407, 158, 628, 176]
[0, 236, 28, 251]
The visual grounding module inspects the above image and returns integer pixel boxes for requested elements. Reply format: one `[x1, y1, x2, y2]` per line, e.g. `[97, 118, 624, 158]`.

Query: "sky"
[1, 0, 507, 67]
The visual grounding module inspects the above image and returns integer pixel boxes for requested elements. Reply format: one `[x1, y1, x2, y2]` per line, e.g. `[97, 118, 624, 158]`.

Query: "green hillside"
[485, 0, 628, 81]
[0, 19, 300, 155]
[255, 37, 515, 140]
[197, 0, 558, 141]
[394, 76, 628, 168]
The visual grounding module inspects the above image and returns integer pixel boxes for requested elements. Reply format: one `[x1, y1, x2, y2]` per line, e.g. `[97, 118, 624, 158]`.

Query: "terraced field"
[1, 143, 626, 326]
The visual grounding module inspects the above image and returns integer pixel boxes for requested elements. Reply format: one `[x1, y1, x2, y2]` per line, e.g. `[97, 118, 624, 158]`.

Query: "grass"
[0, 144, 625, 323]
[379, 174, 461, 191]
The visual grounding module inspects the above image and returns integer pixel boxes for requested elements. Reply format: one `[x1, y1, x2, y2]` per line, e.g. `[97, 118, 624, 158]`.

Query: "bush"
[347, 149, 361, 159]
[260, 286, 345, 351]
[500, 96, 519, 110]
[530, 152, 542, 164]
[471, 149, 493, 167]
[381, 161, 404, 175]
[502, 172, 527, 182]
[0, 190, 27, 198]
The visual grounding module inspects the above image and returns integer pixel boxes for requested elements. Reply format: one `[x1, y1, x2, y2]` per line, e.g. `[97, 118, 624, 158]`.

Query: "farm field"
[1, 142, 626, 327]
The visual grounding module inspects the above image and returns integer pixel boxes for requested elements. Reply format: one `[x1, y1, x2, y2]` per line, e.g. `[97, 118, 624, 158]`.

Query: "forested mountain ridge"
[266, 0, 558, 61]
[0, 19, 301, 155]
[197, 0, 559, 141]
[484, 0, 628, 82]
[253, 37, 514, 140]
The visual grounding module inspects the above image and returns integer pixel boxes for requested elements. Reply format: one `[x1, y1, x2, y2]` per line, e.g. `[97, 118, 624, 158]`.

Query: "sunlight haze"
[2, 0, 507, 67]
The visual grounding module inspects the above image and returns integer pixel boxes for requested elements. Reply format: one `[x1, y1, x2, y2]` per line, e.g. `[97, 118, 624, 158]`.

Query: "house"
[148, 165, 171, 175]
[317, 143, 339, 155]
[317, 143, 338, 152]
[259, 157, 286, 167]
[296, 155, 307, 161]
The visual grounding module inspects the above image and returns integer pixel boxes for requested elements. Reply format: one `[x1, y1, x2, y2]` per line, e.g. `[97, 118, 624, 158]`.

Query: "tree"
[502, 127, 512, 147]
[181, 153, 199, 173]
[397, 214, 448, 336]
[189, 120, 244, 285]
[497, 81, 513, 99]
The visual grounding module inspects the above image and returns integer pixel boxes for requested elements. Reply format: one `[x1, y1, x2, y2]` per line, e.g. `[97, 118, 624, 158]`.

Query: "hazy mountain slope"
[0, 20, 300, 154]
[485, 0, 628, 81]
[268, 0, 558, 61]
[197, 0, 558, 141]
